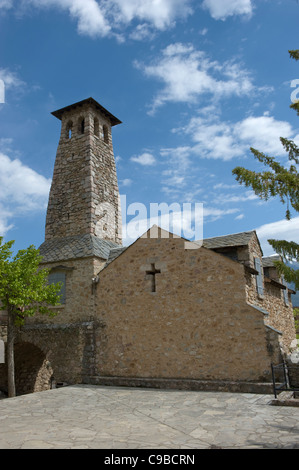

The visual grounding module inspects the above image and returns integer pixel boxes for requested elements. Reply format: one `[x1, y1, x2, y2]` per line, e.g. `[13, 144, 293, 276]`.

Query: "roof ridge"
[203, 230, 255, 241]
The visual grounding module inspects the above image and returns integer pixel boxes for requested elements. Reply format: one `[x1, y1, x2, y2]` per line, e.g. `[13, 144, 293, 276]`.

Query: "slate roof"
[106, 247, 127, 265]
[262, 255, 281, 267]
[39, 230, 261, 266]
[202, 231, 256, 250]
[51, 97, 122, 127]
[103, 230, 259, 268]
[39, 234, 120, 263]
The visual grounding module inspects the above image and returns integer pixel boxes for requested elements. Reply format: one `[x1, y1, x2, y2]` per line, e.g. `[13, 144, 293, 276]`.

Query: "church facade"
[0, 98, 297, 395]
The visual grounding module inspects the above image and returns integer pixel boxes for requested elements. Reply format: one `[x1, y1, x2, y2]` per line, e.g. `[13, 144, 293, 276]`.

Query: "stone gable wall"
[94, 236, 281, 383]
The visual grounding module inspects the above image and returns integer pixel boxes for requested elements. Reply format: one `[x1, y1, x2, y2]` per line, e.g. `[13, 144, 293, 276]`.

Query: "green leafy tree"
[0, 238, 62, 397]
[232, 50, 299, 290]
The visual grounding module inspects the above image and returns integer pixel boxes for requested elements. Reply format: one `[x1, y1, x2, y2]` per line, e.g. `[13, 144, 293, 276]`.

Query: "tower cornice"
[51, 97, 122, 127]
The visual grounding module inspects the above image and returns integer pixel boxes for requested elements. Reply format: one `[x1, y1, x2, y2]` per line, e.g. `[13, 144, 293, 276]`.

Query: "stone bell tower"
[22, 99, 124, 386]
[45, 97, 122, 245]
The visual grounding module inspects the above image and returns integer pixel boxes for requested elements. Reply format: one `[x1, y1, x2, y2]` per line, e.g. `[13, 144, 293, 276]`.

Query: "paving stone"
[0, 385, 298, 449]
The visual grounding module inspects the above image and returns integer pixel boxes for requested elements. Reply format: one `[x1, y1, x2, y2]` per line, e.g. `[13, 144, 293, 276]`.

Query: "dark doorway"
[14, 342, 53, 396]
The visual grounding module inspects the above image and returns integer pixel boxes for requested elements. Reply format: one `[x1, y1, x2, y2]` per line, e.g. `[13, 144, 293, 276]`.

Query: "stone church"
[0, 97, 297, 396]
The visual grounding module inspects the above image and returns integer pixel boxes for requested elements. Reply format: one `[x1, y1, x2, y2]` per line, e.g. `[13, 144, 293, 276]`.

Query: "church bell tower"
[45, 97, 122, 245]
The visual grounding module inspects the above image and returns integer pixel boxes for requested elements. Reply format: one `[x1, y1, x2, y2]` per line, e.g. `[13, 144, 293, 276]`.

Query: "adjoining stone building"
[0, 98, 297, 396]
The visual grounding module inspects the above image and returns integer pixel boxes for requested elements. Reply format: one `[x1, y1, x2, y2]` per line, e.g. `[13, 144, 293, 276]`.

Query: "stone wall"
[0, 325, 7, 341]
[94, 234, 282, 384]
[286, 358, 299, 389]
[0, 321, 99, 395]
[0, 255, 102, 394]
[0, 311, 7, 326]
[46, 101, 122, 244]
[34, 256, 104, 325]
[244, 236, 296, 353]
[18, 322, 97, 384]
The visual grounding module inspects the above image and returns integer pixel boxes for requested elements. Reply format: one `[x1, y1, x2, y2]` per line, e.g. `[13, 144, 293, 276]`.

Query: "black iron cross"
[146, 263, 161, 293]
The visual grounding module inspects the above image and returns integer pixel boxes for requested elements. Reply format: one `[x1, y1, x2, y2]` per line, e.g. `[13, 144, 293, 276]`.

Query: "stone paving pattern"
[0, 385, 299, 449]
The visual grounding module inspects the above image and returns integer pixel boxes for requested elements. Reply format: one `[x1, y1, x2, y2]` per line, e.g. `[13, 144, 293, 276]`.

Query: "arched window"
[103, 125, 109, 144]
[66, 121, 73, 139]
[94, 117, 99, 137]
[78, 117, 85, 135]
[48, 271, 66, 304]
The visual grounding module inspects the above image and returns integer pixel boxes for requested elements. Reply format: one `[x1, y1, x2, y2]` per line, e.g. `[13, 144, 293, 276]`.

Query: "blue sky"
[0, 0, 299, 273]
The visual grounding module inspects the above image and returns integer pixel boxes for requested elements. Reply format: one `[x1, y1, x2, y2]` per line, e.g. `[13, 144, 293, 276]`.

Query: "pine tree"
[232, 50, 299, 289]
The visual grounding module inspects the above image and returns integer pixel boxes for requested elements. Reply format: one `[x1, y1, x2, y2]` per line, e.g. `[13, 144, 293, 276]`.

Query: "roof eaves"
[51, 97, 122, 126]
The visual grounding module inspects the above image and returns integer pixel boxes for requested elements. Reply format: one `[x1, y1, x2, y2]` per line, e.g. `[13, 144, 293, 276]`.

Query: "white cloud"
[160, 146, 193, 197]
[0, 153, 51, 205]
[0, 152, 51, 235]
[176, 113, 299, 161]
[203, 206, 240, 222]
[213, 183, 236, 190]
[110, 0, 192, 30]
[256, 217, 299, 257]
[130, 152, 156, 166]
[0, 138, 14, 152]
[68, 0, 111, 36]
[0, 0, 13, 10]
[0, 68, 25, 91]
[199, 27, 208, 36]
[157, 111, 297, 217]
[3, 0, 254, 37]
[202, 0, 253, 20]
[135, 42, 257, 113]
[19, 0, 193, 39]
[185, 117, 244, 160]
[162, 174, 185, 187]
[235, 115, 298, 156]
[129, 23, 156, 41]
[24, 0, 111, 37]
[212, 190, 258, 204]
[120, 178, 132, 187]
[0, 204, 14, 235]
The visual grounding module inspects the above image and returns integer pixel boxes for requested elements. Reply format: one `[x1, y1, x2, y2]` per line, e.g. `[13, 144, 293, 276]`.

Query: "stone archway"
[14, 342, 53, 396]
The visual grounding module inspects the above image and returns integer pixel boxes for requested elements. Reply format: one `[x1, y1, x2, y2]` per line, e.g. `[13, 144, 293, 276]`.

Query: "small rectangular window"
[48, 272, 66, 304]
[94, 118, 99, 137]
[254, 257, 264, 297]
[103, 125, 109, 143]
[66, 120, 73, 139]
[0, 79, 5, 104]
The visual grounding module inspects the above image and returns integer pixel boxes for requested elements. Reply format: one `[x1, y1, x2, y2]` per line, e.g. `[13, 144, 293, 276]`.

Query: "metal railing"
[271, 361, 299, 399]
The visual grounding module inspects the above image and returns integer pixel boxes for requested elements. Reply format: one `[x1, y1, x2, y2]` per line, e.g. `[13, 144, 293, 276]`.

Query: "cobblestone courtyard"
[0, 385, 298, 449]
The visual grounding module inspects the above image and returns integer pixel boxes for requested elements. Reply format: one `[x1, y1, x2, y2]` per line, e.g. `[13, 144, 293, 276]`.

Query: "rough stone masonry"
[0, 97, 298, 396]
